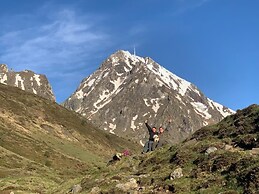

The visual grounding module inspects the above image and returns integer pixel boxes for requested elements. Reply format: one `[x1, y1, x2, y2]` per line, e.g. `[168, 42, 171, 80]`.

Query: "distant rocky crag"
[0, 64, 55, 101]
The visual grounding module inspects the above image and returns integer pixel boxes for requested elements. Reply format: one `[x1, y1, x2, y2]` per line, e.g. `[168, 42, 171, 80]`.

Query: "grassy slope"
[0, 83, 141, 193]
[80, 104, 259, 194]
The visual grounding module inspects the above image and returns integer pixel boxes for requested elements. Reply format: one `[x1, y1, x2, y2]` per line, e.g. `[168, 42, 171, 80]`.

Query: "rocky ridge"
[64, 50, 235, 144]
[0, 64, 55, 101]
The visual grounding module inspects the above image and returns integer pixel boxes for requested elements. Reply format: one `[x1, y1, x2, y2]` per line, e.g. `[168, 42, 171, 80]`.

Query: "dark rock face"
[0, 64, 55, 101]
[63, 50, 234, 144]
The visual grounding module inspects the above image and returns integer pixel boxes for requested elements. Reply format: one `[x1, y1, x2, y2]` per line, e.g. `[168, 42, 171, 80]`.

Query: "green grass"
[77, 105, 259, 193]
[0, 83, 141, 193]
[1, 84, 258, 193]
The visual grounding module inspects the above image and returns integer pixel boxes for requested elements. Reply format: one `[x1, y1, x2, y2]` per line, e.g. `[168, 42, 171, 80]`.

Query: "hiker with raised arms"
[155, 119, 172, 149]
[142, 120, 159, 153]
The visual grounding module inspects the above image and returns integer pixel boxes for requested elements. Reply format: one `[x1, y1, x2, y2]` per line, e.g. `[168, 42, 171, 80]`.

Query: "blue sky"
[0, 0, 258, 110]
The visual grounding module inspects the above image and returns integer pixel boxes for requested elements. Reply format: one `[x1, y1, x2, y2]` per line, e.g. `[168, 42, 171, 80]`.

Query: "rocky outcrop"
[116, 178, 138, 192]
[170, 167, 183, 180]
[0, 64, 55, 101]
[205, 147, 218, 155]
[69, 184, 82, 193]
[64, 50, 234, 144]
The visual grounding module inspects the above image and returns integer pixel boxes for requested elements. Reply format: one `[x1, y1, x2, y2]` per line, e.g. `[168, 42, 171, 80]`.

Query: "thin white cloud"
[173, 0, 213, 15]
[0, 4, 146, 102]
[0, 8, 109, 74]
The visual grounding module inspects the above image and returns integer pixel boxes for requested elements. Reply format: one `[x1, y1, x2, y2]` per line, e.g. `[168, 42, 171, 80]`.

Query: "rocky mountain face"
[0, 64, 55, 101]
[63, 50, 235, 144]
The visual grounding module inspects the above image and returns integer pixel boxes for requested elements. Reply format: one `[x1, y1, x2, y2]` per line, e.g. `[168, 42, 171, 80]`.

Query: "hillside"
[64, 50, 234, 145]
[78, 104, 259, 194]
[0, 83, 140, 193]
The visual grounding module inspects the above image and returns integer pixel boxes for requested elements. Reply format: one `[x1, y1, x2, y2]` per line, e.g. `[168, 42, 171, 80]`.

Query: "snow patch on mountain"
[94, 90, 109, 107]
[146, 63, 191, 96]
[208, 98, 235, 117]
[33, 74, 41, 86]
[88, 77, 126, 113]
[143, 99, 151, 107]
[151, 98, 161, 113]
[94, 96, 112, 110]
[191, 102, 212, 119]
[75, 89, 84, 99]
[123, 66, 130, 72]
[0, 74, 7, 84]
[32, 88, 37, 94]
[203, 121, 209, 126]
[131, 115, 138, 131]
[109, 123, 116, 134]
[15, 74, 25, 90]
[143, 112, 149, 117]
[88, 78, 95, 87]
[111, 77, 124, 91]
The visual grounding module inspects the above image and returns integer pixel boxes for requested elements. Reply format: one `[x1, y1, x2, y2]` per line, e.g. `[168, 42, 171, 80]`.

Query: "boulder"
[205, 147, 217, 155]
[250, 148, 259, 155]
[116, 178, 138, 191]
[170, 167, 183, 180]
[224, 144, 234, 151]
[69, 184, 82, 193]
[90, 186, 101, 194]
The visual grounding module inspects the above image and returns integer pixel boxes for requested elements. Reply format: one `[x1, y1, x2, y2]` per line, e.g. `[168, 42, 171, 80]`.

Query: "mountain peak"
[107, 50, 146, 66]
[113, 49, 132, 56]
[112, 50, 135, 58]
[64, 51, 234, 144]
[107, 50, 195, 98]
